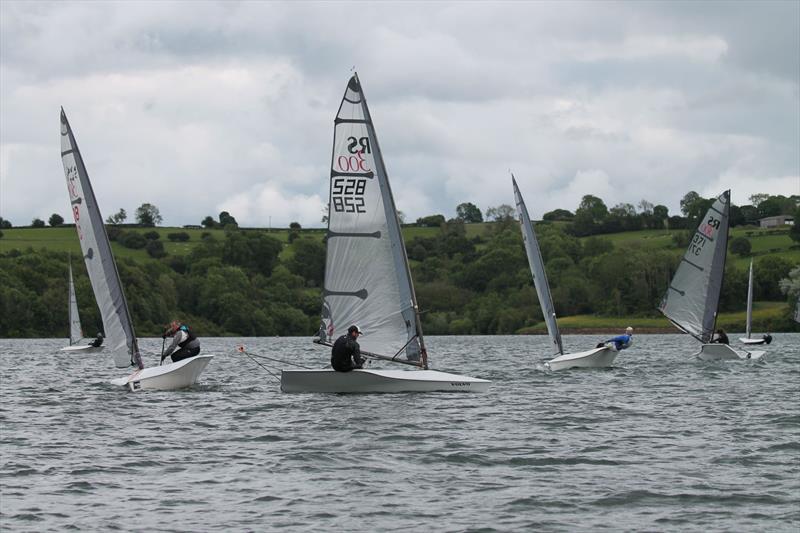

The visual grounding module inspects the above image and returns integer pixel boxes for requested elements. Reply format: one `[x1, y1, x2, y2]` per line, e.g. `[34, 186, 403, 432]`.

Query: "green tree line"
[1, 218, 797, 338]
[1, 191, 797, 337]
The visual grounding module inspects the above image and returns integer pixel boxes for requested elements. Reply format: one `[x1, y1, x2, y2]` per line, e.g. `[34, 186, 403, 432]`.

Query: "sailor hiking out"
[162, 320, 201, 363]
[599, 327, 634, 351]
[331, 325, 366, 372]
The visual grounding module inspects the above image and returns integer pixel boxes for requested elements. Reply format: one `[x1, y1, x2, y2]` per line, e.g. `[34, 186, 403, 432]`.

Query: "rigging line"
[245, 352, 312, 369]
[238, 350, 281, 383]
[236, 344, 311, 370]
[391, 335, 418, 361]
[314, 339, 422, 368]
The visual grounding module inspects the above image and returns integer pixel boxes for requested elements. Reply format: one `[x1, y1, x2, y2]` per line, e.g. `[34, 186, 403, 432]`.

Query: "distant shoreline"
[522, 327, 679, 334]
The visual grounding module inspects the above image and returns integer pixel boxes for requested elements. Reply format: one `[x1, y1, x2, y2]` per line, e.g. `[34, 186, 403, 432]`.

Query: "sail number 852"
[332, 178, 366, 213]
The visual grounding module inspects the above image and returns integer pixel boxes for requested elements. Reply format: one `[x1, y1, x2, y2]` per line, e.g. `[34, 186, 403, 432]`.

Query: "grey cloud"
[1, 0, 797, 227]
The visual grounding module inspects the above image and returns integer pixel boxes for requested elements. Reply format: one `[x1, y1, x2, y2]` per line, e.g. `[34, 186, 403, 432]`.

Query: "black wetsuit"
[89, 336, 103, 348]
[712, 331, 729, 345]
[168, 326, 201, 362]
[331, 334, 364, 372]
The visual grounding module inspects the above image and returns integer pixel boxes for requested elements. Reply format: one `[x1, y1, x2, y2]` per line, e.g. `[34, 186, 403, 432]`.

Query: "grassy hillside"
[2, 222, 797, 337]
[518, 301, 791, 334]
[0, 226, 321, 261]
[2, 224, 796, 266]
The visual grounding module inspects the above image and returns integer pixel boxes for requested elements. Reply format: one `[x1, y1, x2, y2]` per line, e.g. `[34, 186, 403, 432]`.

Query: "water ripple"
[1, 334, 799, 531]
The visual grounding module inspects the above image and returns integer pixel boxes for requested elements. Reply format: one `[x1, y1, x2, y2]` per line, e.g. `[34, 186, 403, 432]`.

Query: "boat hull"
[545, 347, 618, 371]
[695, 344, 765, 362]
[60, 344, 104, 353]
[110, 354, 214, 391]
[738, 335, 772, 345]
[281, 369, 490, 393]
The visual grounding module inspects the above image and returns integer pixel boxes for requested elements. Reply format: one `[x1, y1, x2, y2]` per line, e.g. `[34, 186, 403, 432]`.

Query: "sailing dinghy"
[60, 109, 213, 390]
[513, 177, 619, 371]
[280, 75, 489, 393]
[738, 259, 772, 345]
[60, 258, 103, 353]
[658, 190, 764, 361]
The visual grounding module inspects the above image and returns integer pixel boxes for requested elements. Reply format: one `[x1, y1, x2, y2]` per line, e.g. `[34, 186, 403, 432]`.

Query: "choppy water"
[1, 334, 798, 531]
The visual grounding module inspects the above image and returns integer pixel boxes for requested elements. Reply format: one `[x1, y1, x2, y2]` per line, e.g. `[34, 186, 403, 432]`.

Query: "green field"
[0, 226, 320, 261]
[519, 301, 791, 334]
[2, 224, 797, 266]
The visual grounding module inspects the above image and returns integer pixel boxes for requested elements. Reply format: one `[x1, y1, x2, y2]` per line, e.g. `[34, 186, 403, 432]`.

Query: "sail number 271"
[332, 178, 367, 213]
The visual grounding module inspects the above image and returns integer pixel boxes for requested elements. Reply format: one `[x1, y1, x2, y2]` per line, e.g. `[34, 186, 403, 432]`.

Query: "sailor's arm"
[163, 330, 186, 356]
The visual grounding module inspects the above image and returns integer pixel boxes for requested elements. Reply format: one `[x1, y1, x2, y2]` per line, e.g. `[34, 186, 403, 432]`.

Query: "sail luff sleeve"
[60, 110, 142, 369]
[357, 74, 424, 365]
[705, 190, 730, 341]
[513, 177, 563, 356]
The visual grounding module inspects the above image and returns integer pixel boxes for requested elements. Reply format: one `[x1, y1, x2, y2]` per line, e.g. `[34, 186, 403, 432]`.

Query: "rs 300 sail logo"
[332, 136, 372, 213]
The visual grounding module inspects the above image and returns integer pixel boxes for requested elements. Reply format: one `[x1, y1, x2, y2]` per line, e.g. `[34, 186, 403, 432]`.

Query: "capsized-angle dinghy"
[696, 343, 765, 362]
[60, 109, 213, 389]
[110, 355, 214, 392]
[658, 190, 765, 362]
[280, 74, 489, 394]
[513, 177, 618, 371]
[737, 259, 772, 346]
[60, 258, 103, 354]
[544, 347, 620, 372]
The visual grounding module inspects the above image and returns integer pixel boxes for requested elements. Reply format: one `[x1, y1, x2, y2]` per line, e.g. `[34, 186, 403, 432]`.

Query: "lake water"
[1, 334, 798, 531]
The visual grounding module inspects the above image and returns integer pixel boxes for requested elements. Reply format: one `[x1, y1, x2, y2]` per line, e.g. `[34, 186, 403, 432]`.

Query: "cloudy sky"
[1, 0, 798, 228]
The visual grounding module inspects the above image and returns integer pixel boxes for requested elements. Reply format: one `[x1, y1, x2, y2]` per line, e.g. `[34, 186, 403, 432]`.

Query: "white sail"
[659, 190, 730, 343]
[60, 109, 142, 369]
[513, 177, 563, 356]
[745, 259, 754, 339]
[68, 260, 83, 345]
[320, 74, 425, 367]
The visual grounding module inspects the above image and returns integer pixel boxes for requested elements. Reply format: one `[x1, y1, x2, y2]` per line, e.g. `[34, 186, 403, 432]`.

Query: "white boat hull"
[281, 368, 490, 393]
[545, 347, 618, 371]
[110, 354, 214, 391]
[738, 335, 772, 346]
[60, 344, 104, 353]
[695, 344, 765, 362]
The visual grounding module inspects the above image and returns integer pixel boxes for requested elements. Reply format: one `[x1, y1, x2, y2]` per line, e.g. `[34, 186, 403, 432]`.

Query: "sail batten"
[659, 190, 730, 343]
[320, 75, 424, 366]
[513, 177, 564, 356]
[60, 109, 142, 369]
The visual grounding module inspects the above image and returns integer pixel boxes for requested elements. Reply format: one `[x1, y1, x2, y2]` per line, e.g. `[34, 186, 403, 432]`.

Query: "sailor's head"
[626, 326, 633, 335]
[348, 324, 362, 338]
[164, 320, 180, 336]
[96, 332, 104, 338]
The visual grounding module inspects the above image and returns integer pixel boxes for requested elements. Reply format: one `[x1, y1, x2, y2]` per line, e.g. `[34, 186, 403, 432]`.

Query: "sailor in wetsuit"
[161, 320, 201, 363]
[711, 328, 729, 345]
[598, 326, 633, 351]
[89, 332, 104, 347]
[331, 325, 366, 372]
